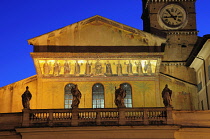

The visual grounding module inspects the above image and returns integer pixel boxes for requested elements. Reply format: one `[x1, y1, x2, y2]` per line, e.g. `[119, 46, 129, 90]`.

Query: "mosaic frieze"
[38, 59, 158, 77]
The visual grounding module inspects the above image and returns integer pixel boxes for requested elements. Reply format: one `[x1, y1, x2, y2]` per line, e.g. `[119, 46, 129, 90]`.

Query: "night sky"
[0, 0, 209, 87]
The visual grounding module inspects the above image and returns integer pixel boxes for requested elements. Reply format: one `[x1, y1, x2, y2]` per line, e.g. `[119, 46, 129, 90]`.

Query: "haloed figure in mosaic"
[64, 61, 71, 76]
[114, 61, 123, 76]
[43, 60, 51, 76]
[135, 60, 143, 75]
[124, 60, 133, 75]
[53, 61, 60, 76]
[105, 61, 112, 76]
[85, 60, 92, 76]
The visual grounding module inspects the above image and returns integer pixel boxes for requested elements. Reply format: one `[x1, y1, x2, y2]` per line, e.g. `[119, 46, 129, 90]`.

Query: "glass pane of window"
[121, 83, 132, 108]
[92, 83, 104, 108]
[64, 83, 75, 109]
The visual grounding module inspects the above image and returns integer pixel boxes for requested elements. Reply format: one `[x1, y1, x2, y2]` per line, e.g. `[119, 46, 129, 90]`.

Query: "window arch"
[121, 83, 132, 108]
[64, 83, 75, 109]
[92, 83, 104, 108]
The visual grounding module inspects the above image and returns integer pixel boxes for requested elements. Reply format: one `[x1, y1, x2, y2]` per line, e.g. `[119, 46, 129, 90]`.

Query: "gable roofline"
[186, 34, 210, 67]
[28, 15, 165, 45]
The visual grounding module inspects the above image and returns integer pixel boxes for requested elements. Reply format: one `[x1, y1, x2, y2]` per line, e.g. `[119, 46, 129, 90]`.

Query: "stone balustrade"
[22, 107, 173, 127]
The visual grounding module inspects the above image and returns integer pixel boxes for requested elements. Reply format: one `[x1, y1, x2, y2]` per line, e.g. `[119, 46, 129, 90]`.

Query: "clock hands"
[166, 9, 177, 20]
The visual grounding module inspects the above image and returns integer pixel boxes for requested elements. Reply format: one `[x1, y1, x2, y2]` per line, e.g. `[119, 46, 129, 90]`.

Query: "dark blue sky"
[0, 0, 209, 87]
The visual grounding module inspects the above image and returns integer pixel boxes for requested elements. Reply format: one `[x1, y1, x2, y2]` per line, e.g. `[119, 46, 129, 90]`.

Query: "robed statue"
[71, 84, 82, 108]
[115, 84, 126, 108]
[21, 86, 32, 109]
[162, 84, 172, 107]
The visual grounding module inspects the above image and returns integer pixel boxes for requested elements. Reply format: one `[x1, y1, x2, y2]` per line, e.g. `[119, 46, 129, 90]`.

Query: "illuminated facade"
[1, 0, 210, 139]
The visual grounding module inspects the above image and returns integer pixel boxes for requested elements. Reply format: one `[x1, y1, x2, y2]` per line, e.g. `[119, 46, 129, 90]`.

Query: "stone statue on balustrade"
[105, 61, 112, 76]
[21, 86, 32, 109]
[115, 84, 126, 108]
[124, 60, 133, 75]
[71, 84, 82, 108]
[64, 61, 71, 76]
[162, 84, 172, 107]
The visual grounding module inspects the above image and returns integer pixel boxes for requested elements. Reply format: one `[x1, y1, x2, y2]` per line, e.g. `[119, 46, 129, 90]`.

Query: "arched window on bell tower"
[64, 83, 75, 109]
[121, 83, 132, 108]
[92, 83, 104, 108]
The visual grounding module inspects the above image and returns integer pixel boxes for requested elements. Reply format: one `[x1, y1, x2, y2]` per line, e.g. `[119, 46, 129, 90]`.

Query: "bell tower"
[141, 0, 198, 61]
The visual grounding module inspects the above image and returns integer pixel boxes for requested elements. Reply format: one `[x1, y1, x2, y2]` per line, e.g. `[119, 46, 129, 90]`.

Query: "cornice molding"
[161, 61, 185, 66]
[147, 0, 196, 2]
[30, 52, 164, 59]
[144, 0, 196, 9]
[166, 31, 198, 35]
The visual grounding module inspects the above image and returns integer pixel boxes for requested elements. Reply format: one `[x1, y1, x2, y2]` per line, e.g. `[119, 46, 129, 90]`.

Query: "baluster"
[43, 113, 45, 120]
[102, 112, 105, 119]
[58, 113, 60, 120]
[36, 113, 39, 120]
[54, 113, 56, 120]
[65, 113, 68, 119]
[78, 112, 81, 119]
[110, 112, 112, 119]
[66, 112, 68, 119]
[63, 113, 65, 119]
[60, 112, 64, 120]
[40, 113, 42, 120]
[79, 112, 81, 119]
[81, 112, 83, 119]
[103, 112, 105, 119]
[45, 113, 47, 120]
[42, 113, 44, 120]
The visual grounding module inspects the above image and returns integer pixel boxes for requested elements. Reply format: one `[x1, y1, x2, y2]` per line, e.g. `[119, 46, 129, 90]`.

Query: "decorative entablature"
[31, 52, 163, 79]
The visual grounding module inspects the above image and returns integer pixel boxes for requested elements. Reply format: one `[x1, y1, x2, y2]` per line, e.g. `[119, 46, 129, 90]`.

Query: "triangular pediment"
[28, 15, 166, 46]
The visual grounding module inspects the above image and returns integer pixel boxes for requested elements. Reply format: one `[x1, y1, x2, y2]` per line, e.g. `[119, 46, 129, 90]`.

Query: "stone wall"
[0, 76, 37, 113]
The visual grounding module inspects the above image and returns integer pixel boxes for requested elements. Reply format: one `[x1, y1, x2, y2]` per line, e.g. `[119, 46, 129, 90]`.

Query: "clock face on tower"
[158, 4, 187, 30]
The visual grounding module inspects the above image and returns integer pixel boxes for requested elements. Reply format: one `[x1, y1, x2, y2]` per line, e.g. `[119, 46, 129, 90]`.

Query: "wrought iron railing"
[22, 107, 173, 127]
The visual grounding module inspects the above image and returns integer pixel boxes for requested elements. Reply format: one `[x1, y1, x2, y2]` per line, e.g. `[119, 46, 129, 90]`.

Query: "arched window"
[64, 83, 75, 109]
[92, 83, 104, 108]
[121, 83, 132, 108]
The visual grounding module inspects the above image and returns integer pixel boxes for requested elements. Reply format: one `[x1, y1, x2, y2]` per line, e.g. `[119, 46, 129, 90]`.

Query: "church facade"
[1, 0, 210, 139]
